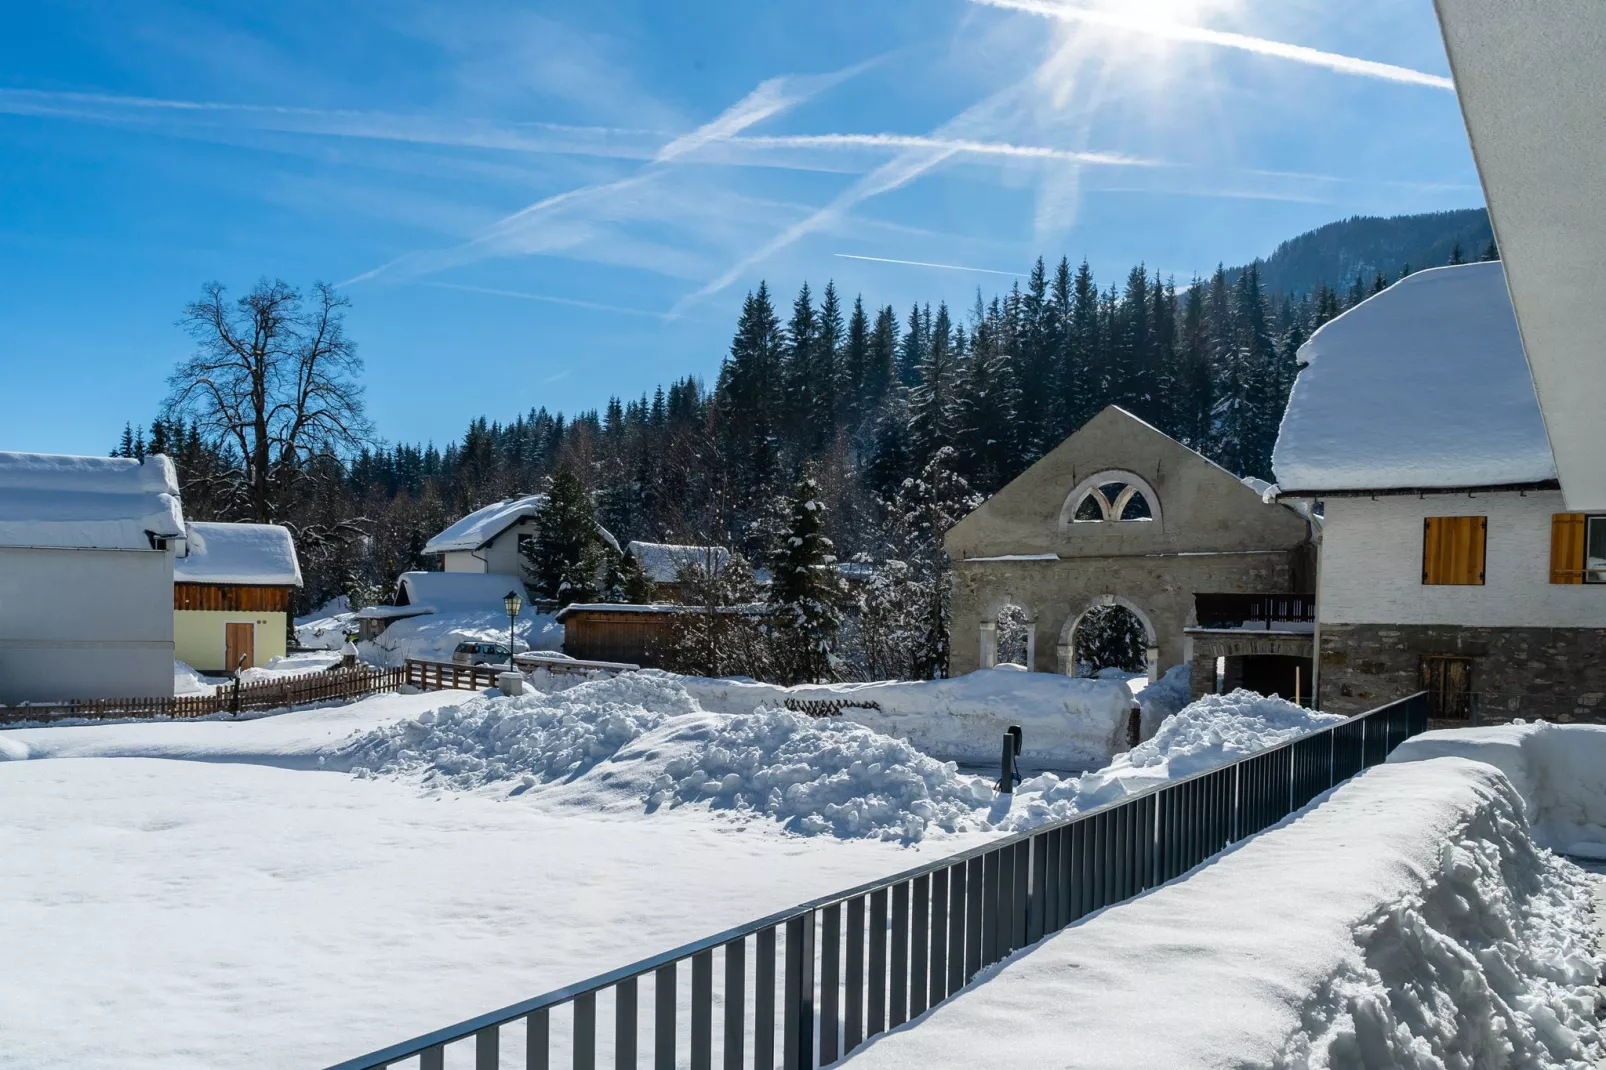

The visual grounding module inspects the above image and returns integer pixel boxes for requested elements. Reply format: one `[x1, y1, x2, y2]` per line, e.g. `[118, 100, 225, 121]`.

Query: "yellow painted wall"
[174, 610, 288, 673]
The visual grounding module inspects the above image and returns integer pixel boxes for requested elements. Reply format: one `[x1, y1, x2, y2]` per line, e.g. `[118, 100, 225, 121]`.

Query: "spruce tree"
[767, 468, 843, 683]
[907, 302, 959, 465]
[842, 295, 871, 431]
[1480, 240, 1500, 262]
[523, 463, 608, 606]
[812, 281, 843, 444]
[1448, 242, 1465, 266]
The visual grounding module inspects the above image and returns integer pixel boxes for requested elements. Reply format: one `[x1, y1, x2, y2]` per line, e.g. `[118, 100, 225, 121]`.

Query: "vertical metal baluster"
[1057, 826, 1073, 925]
[1068, 820, 1086, 920]
[574, 994, 596, 1070]
[996, 843, 1014, 954]
[423, 1045, 445, 1070]
[529, 1008, 550, 1070]
[692, 950, 713, 1070]
[845, 898, 864, 1055]
[1116, 805, 1133, 902]
[616, 980, 637, 1070]
[909, 875, 929, 1018]
[965, 856, 983, 981]
[782, 913, 815, 1070]
[890, 883, 909, 1026]
[947, 863, 965, 994]
[1096, 812, 1112, 910]
[724, 939, 745, 1070]
[1012, 840, 1029, 950]
[477, 1025, 500, 1070]
[820, 904, 840, 1066]
[981, 850, 1000, 966]
[756, 928, 777, 1070]
[1029, 833, 1047, 942]
[1043, 828, 1060, 934]
[655, 963, 677, 1070]
[928, 867, 947, 1008]
[867, 891, 887, 1038]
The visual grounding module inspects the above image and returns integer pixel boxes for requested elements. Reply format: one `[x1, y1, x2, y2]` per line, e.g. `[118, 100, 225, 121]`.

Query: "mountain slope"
[1231, 208, 1493, 296]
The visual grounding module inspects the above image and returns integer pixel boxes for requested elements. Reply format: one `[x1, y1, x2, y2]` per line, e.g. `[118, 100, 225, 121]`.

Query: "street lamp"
[504, 590, 522, 668]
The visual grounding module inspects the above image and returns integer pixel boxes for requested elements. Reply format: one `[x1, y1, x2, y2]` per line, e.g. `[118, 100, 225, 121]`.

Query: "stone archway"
[977, 595, 1038, 671]
[1057, 595, 1159, 679]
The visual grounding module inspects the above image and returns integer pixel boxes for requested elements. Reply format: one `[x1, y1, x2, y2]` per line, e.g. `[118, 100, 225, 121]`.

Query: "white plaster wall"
[0, 546, 175, 701]
[480, 521, 533, 577]
[1320, 490, 1606, 627]
[442, 551, 484, 573]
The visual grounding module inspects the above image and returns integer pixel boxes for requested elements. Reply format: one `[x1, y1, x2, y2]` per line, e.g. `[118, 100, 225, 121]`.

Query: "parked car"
[451, 641, 515, 666]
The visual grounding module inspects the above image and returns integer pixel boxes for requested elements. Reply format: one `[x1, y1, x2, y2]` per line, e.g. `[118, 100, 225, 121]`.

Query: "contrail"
[732, 133, 1151, 166]
[425, 282, 670, 319]
[970, 0, 1455, 90]
[834, 253, 1025, 276]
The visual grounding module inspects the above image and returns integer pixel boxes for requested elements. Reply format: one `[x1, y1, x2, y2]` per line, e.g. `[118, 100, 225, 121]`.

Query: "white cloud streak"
[426, 282, 670, 319]
[969, 0, 1456, 90]
[729, 133, 1152, 166]
[833, 253, 1025, 276]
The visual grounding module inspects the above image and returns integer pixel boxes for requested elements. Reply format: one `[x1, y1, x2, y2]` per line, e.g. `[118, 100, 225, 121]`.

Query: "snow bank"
[337, 684, 1339, 843]
[1391, 720, 1606, 857]
[294, 596, 354, 650]
[1000, 690, 1341, 830]
[1136, 663, 1190, 740]
[677, 669, 1133, 770]
[173, 660, 214, 696]
[237, 651, 343, 684]
[842, 758, 1601, 1070]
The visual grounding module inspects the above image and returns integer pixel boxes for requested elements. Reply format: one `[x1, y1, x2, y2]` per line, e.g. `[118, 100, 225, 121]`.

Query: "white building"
[0, 452, 184, 703]
[1273, 262, 1606, 721]
[423, 494, 619, 577]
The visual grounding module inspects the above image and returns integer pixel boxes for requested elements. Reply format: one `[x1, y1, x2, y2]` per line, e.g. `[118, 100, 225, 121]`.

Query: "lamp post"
[504, 590, 522, 668]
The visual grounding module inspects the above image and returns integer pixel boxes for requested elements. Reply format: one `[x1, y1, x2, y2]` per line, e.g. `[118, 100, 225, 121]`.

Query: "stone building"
[945, 406, 1318, 698]
[1273, 262, 1606, 721]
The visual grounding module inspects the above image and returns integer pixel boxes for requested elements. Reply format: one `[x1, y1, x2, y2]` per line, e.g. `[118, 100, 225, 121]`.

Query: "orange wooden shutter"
[1550, 513, 1587, 584]
[1422, 516, 1487, 585]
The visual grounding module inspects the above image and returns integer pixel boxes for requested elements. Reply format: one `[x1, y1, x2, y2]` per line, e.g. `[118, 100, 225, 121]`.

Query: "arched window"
[1061, 471, 1160, 528]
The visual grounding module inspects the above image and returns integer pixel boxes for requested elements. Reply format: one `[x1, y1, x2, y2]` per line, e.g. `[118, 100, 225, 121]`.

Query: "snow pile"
[1391, 720, 1606, 857]
[337, 683, 1338, 843]
[176, 521, 301, 586]
[237, 651, 343, 684]
[173, 660, 214, 696]
[677, 669, 1133, 770]
[651, 708, 994, 840]
[1000, 690, 1342, 828]
[839, 758, 1602, 1070]
[341, 674, 692, 788]
[1136, 663, 1191, 740]
[0, 451, 184, 550]
[357, 608, 563, 667]
[294, 597, 355, 650]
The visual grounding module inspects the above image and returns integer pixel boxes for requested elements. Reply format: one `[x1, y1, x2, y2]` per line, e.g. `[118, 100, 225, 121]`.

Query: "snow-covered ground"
[357, 607, 564, 667]
[841, 754, 1602, 1070]
[294, 595, 355, 649]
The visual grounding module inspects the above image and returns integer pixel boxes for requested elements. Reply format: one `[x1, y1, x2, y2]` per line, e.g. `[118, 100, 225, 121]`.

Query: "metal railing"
[1193, 592, 1316, 629]
[327, 691, 1430, 1070]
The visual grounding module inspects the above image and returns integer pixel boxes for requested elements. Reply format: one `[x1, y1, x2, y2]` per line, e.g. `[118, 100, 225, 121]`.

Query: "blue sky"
[0, 0, 1480, 456]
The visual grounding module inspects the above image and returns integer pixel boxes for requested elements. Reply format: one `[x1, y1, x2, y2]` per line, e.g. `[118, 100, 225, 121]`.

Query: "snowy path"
[0, 756, 971, 1069]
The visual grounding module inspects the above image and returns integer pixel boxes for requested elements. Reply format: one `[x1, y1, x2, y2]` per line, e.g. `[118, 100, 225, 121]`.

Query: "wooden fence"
[0, 666, 406, 725]
[404, 659, 507, 692]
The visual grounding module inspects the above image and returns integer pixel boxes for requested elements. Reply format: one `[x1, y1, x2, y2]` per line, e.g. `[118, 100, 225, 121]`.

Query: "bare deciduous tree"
[167, 279, 372, 522]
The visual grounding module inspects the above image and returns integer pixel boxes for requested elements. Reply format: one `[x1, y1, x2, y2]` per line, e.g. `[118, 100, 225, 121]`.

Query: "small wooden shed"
[556, 604, 686, 667]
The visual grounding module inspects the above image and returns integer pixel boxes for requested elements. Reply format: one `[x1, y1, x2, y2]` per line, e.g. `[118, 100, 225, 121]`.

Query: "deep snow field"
[2, 671, 1602, 1069]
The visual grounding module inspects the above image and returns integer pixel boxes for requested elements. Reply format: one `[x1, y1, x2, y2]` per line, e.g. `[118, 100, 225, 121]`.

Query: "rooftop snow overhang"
[1434, 0, 1606, 509]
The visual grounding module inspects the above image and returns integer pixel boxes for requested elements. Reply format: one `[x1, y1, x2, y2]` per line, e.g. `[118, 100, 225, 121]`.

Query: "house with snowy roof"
[423, 493, 620, 577]
[172, 521, 302, 673]
[0, 451, 184, 703]
[624, 541, 730, 601]
[1272, 261, 1606, 721]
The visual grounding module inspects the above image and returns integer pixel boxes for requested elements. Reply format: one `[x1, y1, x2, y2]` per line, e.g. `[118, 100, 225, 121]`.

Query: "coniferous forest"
[118, 214, 1498, 680]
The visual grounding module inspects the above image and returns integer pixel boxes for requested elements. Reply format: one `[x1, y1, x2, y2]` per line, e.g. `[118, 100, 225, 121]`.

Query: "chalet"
[423, 494, 619, 576]
[172, 522, 302, 673]
[355, 571, 535, 643]
[944, 407, 1318, 700]
[0, 451, 184, 702]
[1272, 261, 1606, 721]
[624, 541, 730, 601]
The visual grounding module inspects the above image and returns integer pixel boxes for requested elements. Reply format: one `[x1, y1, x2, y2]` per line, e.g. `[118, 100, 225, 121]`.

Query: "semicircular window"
[1071, 480, 1155, 523]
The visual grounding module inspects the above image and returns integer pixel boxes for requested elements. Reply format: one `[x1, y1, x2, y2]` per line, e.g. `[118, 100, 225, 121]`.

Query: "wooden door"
[225, 622, 255, 674]
[1420, 656, 1473, 720]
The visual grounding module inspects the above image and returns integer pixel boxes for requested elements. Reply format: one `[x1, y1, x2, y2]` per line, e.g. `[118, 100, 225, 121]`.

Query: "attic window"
[1071, 481, 1155, 524]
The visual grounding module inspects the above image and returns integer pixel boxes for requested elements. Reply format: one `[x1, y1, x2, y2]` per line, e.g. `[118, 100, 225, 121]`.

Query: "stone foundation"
[1318, 623, 1606, 723]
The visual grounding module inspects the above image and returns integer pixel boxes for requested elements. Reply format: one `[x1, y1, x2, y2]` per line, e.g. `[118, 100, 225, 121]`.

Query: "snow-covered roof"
[175, 522, 302, 587]
[626, 541, 730, 583]
[425, 494, 621, 555]
[1273, 262, 1556, 493]
[423, 495, 546, 554]
[395, 571, 533, 612]
[0, 452, 184, 550]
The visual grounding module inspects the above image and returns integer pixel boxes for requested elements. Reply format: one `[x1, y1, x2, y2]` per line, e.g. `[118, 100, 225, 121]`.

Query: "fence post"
[783, 912, 815, 1070]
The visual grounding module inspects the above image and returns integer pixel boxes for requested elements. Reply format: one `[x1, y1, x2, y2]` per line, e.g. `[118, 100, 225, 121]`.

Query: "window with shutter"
[1422, 516, 1486, 585]
[1549, 514, 1606, 584]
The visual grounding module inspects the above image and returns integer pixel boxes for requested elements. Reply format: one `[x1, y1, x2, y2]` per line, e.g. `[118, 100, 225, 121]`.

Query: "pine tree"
[907, 302, 959, 465]
[1448, 242, 1465, 266]
[523, 463, 608, 606]
[883, 446, 982, 679]
[863, 305, 899, 425]
[767, 468, 843, 683]
[842, 295, 871, 431]
[1173, 279, 1212, 449]
[1370, 271, 1388, 295]
[1480, 240, 1500, 262]
[812, 281, 843, 444]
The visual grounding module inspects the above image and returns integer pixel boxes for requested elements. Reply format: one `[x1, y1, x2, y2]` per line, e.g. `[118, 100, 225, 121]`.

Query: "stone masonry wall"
[1319, 623, 1606, 723]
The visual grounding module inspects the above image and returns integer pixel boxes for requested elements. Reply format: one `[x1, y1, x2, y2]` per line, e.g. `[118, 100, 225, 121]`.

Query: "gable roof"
[176, 522, 302, 587]
[626, 541, 730, 583]
[395, 571, 533, 612]
[0, 452, 184, 550]
[423, 495, 546, 554]
[1272, 262, 1556, 494]
[424, 494, 622, 556]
